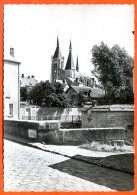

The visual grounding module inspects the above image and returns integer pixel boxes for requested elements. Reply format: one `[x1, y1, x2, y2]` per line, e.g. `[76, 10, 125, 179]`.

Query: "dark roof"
[71, 86, 91, 93]
[65, 41, 75, 70]
[66, 86, 104, 98]
[53, 37, 63, 59]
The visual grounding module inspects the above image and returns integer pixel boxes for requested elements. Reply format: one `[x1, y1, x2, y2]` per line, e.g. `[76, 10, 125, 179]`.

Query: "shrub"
[79, 141, 134, 153]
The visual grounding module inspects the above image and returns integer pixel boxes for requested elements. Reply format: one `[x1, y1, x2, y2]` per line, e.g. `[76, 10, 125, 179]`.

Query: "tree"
[91, 42, 134, 104]
[69, 91, 87, 107]
[28, 81, 69, 107]
[20, 86, 28, 101]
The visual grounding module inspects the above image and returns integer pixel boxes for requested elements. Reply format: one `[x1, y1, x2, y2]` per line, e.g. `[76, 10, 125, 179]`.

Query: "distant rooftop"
[20, 74, 37, 87]
[67, 86, 104, 98]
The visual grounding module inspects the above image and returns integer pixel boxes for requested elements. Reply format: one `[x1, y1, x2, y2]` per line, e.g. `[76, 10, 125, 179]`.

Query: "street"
[4, 139, 134, 192]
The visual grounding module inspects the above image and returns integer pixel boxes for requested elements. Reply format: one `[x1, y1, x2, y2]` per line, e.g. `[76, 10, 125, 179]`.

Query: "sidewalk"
[4, 134, 134, 174]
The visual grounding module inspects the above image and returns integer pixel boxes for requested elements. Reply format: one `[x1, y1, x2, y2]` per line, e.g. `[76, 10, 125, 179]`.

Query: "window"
[54, 64, 57, 68]
[9, 104, 13, 116]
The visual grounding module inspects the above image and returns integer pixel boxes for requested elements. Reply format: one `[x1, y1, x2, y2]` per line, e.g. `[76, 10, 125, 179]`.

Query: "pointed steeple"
[53, 36, 62, 59]
[57, 36, 59, 46]
[76, 56, 79, 72]
[65, 40, 75, 70]
[69, 40, 72, 51]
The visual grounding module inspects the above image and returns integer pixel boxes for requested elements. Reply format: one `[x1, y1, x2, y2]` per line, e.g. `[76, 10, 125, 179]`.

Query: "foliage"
[78, 91, 88, 106]
[20, 86, 28, 101]
[79, 141, 134, 153]
[69, 91, 87, 107]
[91, 42, 134, 104]
[28, 81, 69, 107]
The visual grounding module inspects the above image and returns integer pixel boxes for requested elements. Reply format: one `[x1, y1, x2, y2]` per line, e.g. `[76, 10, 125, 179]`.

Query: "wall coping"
[60, 127, 125, 131]
[4, 119, 60, 131]
[81, 105, 134, 112]
[4, 119, 59, 123]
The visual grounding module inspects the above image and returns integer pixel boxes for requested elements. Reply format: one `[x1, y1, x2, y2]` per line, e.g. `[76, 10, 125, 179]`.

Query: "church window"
[54, 64, 57, 68]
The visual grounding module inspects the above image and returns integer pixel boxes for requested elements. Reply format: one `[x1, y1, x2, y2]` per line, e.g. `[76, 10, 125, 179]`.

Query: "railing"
[22, 115, 82, 122]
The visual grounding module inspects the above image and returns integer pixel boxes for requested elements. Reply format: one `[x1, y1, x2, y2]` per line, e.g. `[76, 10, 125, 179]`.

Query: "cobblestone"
[4, 140, 134, 191]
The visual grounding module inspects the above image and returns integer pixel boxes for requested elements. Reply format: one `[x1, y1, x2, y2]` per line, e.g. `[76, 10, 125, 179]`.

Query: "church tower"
[65, 40, 75, 79]
[51, 37, 64, 83]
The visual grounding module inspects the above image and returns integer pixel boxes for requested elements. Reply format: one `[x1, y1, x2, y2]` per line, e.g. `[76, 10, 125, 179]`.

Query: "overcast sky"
[4, 4, 134, 82]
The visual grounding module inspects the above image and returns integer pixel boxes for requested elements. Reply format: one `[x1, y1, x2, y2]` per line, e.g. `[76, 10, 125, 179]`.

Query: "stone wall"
[4, 119, 60, 142]
[81, 105, 134, 145]
[41, 128, 125, 145]
[4, 120, 125, 146]
[82, 111, 134, 129]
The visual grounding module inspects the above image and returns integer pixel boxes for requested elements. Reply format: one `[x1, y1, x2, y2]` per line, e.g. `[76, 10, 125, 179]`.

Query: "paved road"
[3, 140, 134, 192]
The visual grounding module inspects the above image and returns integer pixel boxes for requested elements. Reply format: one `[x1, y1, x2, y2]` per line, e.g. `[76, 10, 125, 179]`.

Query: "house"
[4, 47, 21, 119]
[65, 86, 104, 99]
[20, 74, 37, 92]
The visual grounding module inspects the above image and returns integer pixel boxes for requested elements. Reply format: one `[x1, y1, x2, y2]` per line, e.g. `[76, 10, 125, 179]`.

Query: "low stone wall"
[4, 120, 125, 146]
[4, 119, 60, 142]
[41, 128, 125, 145]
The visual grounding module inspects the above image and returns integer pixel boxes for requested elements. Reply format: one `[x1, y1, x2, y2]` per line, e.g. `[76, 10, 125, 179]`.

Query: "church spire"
[65, 40, 75, 70]
[53, 36, 62, 59]
[69, 40, 72, 51]
[76, 56, 79, 72]
[57, 36, 59, 47]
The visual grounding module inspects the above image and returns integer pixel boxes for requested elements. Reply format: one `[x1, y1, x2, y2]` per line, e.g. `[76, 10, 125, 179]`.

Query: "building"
[20, 74, 37, 91]
[65, 86, 104, 106]
[66, 86, 104, 98]
[4, 47, 21, 119]
[51, 37, 99, 89]
[51, 37, 104, 101]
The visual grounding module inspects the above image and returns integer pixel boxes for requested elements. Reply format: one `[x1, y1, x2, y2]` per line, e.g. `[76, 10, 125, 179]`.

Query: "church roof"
[53, 37, 63, 59]
[65, 40, 75, 70]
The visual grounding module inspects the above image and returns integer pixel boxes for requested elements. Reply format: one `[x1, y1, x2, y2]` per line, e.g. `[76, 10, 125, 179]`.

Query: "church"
[50, 37, 104, 100]
[50, 37, 98, 89]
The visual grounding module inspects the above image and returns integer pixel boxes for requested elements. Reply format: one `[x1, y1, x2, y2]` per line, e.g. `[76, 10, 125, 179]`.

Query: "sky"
[4, 4, 134, 82]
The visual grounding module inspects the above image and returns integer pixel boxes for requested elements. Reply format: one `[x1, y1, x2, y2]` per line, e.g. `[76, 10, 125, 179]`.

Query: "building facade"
[4, 47, 21, 119]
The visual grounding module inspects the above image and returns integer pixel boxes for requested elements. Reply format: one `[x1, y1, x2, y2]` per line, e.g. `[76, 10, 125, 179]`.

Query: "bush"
[79, 141, 134, 153]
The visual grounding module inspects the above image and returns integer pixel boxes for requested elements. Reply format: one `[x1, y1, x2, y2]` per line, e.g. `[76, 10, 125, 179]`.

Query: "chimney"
[22, 74, 24, 78]
[10, 47, 14, 57]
